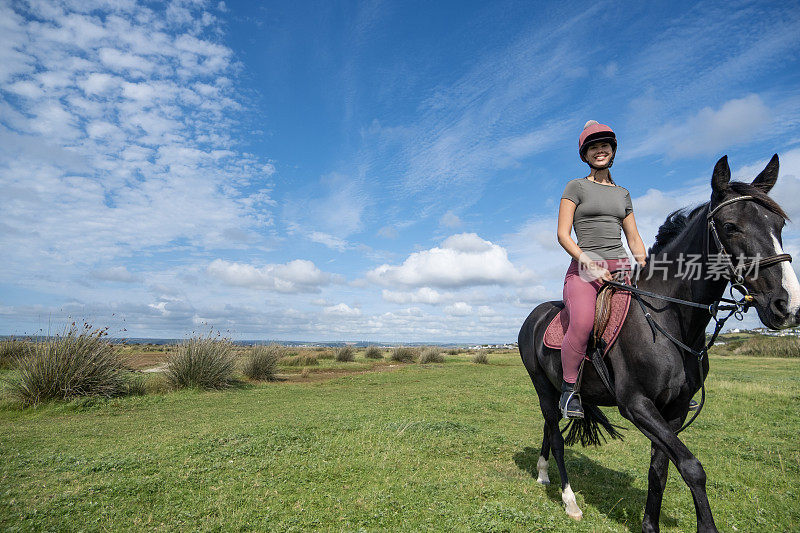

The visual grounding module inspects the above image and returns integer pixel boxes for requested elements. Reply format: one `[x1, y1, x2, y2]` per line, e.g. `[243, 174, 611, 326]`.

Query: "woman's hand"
[579, 254, 613, 282]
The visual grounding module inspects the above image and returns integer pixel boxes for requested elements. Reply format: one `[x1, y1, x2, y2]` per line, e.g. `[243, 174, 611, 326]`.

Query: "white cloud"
[626, 94, 773, 160]
[323, 303, 361, 316]
[439, 210, 462, 228]
[92, 266, 140, 283]
[207, 259, 331, 293]
[367, 233, 534, 288]
[308, 231, 348, 251]
[0, 1, 275, 287]
[444, 302, 472, 316]
[381, 287, 448, 304]
[378, 226, 398, 239]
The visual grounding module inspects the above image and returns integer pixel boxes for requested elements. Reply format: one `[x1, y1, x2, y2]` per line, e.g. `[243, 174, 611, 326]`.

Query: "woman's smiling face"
[585, 142, 613, 167]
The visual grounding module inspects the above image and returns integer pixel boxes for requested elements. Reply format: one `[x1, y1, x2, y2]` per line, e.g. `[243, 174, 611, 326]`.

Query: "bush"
[8, 324, 132, 406]
[243, 344, 283, 380]
[1, 337, 29, 368]
[419, 347, 444, 364]
[471, 350, 489, 364]
[734, 335, 800, 358]
[391, 346, 419, 363]
[335, 346, 355, 362]
[364, 346, 383, 359]
[316, 350, 335, 360]
[281, 353, 319, 366]
[164, 336, 237, 390]
[445, 348, 462, 356]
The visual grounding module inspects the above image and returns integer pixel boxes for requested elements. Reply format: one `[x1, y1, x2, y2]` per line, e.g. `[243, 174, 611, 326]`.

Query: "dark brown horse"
[518, 155, 799, 532]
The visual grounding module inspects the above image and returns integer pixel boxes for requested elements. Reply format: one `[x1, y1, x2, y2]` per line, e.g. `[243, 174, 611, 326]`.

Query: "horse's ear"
[711, 155, 731, 194]
[751, 154, 779, 193]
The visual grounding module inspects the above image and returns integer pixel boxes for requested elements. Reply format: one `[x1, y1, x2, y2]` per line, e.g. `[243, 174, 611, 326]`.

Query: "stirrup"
[688, 399, 699, 411]
[560, 389, 584, 419]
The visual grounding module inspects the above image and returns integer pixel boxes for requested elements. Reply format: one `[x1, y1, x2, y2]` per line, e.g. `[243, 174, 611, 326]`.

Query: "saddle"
[543, 270, 633, 358]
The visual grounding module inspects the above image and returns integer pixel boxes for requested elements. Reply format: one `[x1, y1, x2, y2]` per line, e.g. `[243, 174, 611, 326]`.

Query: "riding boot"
[559, 380, 584, 419]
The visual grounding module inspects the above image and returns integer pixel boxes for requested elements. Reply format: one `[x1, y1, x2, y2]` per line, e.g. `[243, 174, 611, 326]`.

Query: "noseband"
[706, 195, 793, 287]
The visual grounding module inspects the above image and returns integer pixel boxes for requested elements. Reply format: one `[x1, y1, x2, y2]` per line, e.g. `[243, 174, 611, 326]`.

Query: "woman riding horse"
[556, 120, 647, 418]
[521, 149, 798, 529]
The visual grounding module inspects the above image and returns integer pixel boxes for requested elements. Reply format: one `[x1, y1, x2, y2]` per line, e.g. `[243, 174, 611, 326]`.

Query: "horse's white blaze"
[536, 455, 550, 485]
[562, 483, 582, 520]
[771, 233, 800, 322]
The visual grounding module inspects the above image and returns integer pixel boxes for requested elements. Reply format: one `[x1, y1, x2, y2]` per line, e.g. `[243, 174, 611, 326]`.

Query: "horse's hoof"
[536, 456, 550, 485]
[566, 509, 583, 521]
[562, 484, 582, 521]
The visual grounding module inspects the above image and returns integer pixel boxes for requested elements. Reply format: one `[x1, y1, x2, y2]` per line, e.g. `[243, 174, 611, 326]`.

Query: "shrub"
[364, 346, 383, 359]
[281, 353, 319, 366]
[316, 349, 335, 360]
[1, 337, 29, 368]
[734, 335, 800, 358]
[445, 348, 461, 356]
[419, 347, 444, 364]
[164, 336, 237, 390]
[243, 344, 283, 380]
[335, 346, 355, 362]
[391, 346, 419, 363]
[471, 350, 489, 364]
[8, 324, 131, 406]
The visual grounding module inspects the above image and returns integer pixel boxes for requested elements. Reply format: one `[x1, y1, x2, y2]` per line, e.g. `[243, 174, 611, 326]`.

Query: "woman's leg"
[561, 270, 600, 383]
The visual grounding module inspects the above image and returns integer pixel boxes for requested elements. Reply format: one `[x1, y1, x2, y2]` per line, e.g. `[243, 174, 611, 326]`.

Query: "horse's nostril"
[770, 297, 789, 316]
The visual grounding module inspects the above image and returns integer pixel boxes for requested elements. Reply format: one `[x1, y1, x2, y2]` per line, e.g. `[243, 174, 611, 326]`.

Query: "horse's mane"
[647, 181, 789, 257]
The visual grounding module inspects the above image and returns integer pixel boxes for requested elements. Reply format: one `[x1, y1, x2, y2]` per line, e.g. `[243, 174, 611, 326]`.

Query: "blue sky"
[1, 0, 800, 342]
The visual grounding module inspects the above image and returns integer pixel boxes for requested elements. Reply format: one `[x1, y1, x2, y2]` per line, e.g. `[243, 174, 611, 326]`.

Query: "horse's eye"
[723, 222, 738, 233]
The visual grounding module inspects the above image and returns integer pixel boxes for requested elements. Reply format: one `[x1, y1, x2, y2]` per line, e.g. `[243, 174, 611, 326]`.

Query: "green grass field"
[1, 352, 799, 532]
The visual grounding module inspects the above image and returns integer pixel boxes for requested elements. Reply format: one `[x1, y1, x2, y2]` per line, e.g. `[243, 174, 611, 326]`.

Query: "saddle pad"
[543, 275, 633, 357]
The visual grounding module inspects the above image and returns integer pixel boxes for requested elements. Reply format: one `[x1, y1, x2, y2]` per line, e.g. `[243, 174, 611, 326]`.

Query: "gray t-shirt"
[561, 177, 633, 261]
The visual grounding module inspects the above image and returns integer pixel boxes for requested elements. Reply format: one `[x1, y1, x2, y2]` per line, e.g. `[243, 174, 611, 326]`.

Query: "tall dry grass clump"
[316, 349, 335, 360]
[165, 335, 237, 389]
[281, 353, 319, 366]
[419, 347, 444, 364]
[335, 346, 355, 362]
[9, 324, 132, 406]
[1, 337, 29, 369]
[471, 350, 489, 364]
[364, 346, 383, 359]
[734, 334, 800, 358]
[242, 344, 283, 381]
[391, 346, 419, 363]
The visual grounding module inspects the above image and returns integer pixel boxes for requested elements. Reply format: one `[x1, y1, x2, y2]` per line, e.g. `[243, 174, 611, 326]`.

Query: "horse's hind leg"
[536, 424, 551, 485]
[535, 377, 582, 520]
[642, 442, 670, 533]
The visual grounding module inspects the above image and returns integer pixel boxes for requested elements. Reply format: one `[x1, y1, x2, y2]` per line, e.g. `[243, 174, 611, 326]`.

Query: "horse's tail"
[562, 403, 625, 447]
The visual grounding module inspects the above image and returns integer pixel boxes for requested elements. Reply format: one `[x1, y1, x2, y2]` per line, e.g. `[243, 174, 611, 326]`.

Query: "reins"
[593, 194, 792, 434]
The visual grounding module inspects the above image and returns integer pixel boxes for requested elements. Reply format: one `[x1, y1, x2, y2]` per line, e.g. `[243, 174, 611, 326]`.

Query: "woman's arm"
[622, 212, 647, 267]
[558, 199, 612, 280]
[557, 199, 583, 262]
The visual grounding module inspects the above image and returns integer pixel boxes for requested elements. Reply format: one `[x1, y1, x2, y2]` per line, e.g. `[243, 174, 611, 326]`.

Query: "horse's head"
[709, 154, 800, 329]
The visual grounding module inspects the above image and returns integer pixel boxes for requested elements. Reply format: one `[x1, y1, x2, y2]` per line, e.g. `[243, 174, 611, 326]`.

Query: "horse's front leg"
[622, 397, 717, 533]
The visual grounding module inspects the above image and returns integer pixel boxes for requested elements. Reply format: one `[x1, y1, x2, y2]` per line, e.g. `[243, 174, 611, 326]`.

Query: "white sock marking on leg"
[562, 483, 582, 520]
[536, 455, 550, 485]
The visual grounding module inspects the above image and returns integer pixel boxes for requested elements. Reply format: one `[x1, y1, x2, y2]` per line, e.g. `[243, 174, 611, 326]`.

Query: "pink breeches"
[561, 257, 631, 383]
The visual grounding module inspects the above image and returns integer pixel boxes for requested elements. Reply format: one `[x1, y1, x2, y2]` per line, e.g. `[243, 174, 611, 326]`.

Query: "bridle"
[596, 193, 792, 433]
[705, 195, 792, 287]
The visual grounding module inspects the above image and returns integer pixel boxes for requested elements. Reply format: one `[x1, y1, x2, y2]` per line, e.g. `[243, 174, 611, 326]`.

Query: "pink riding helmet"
[578, 120, 617, 163]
